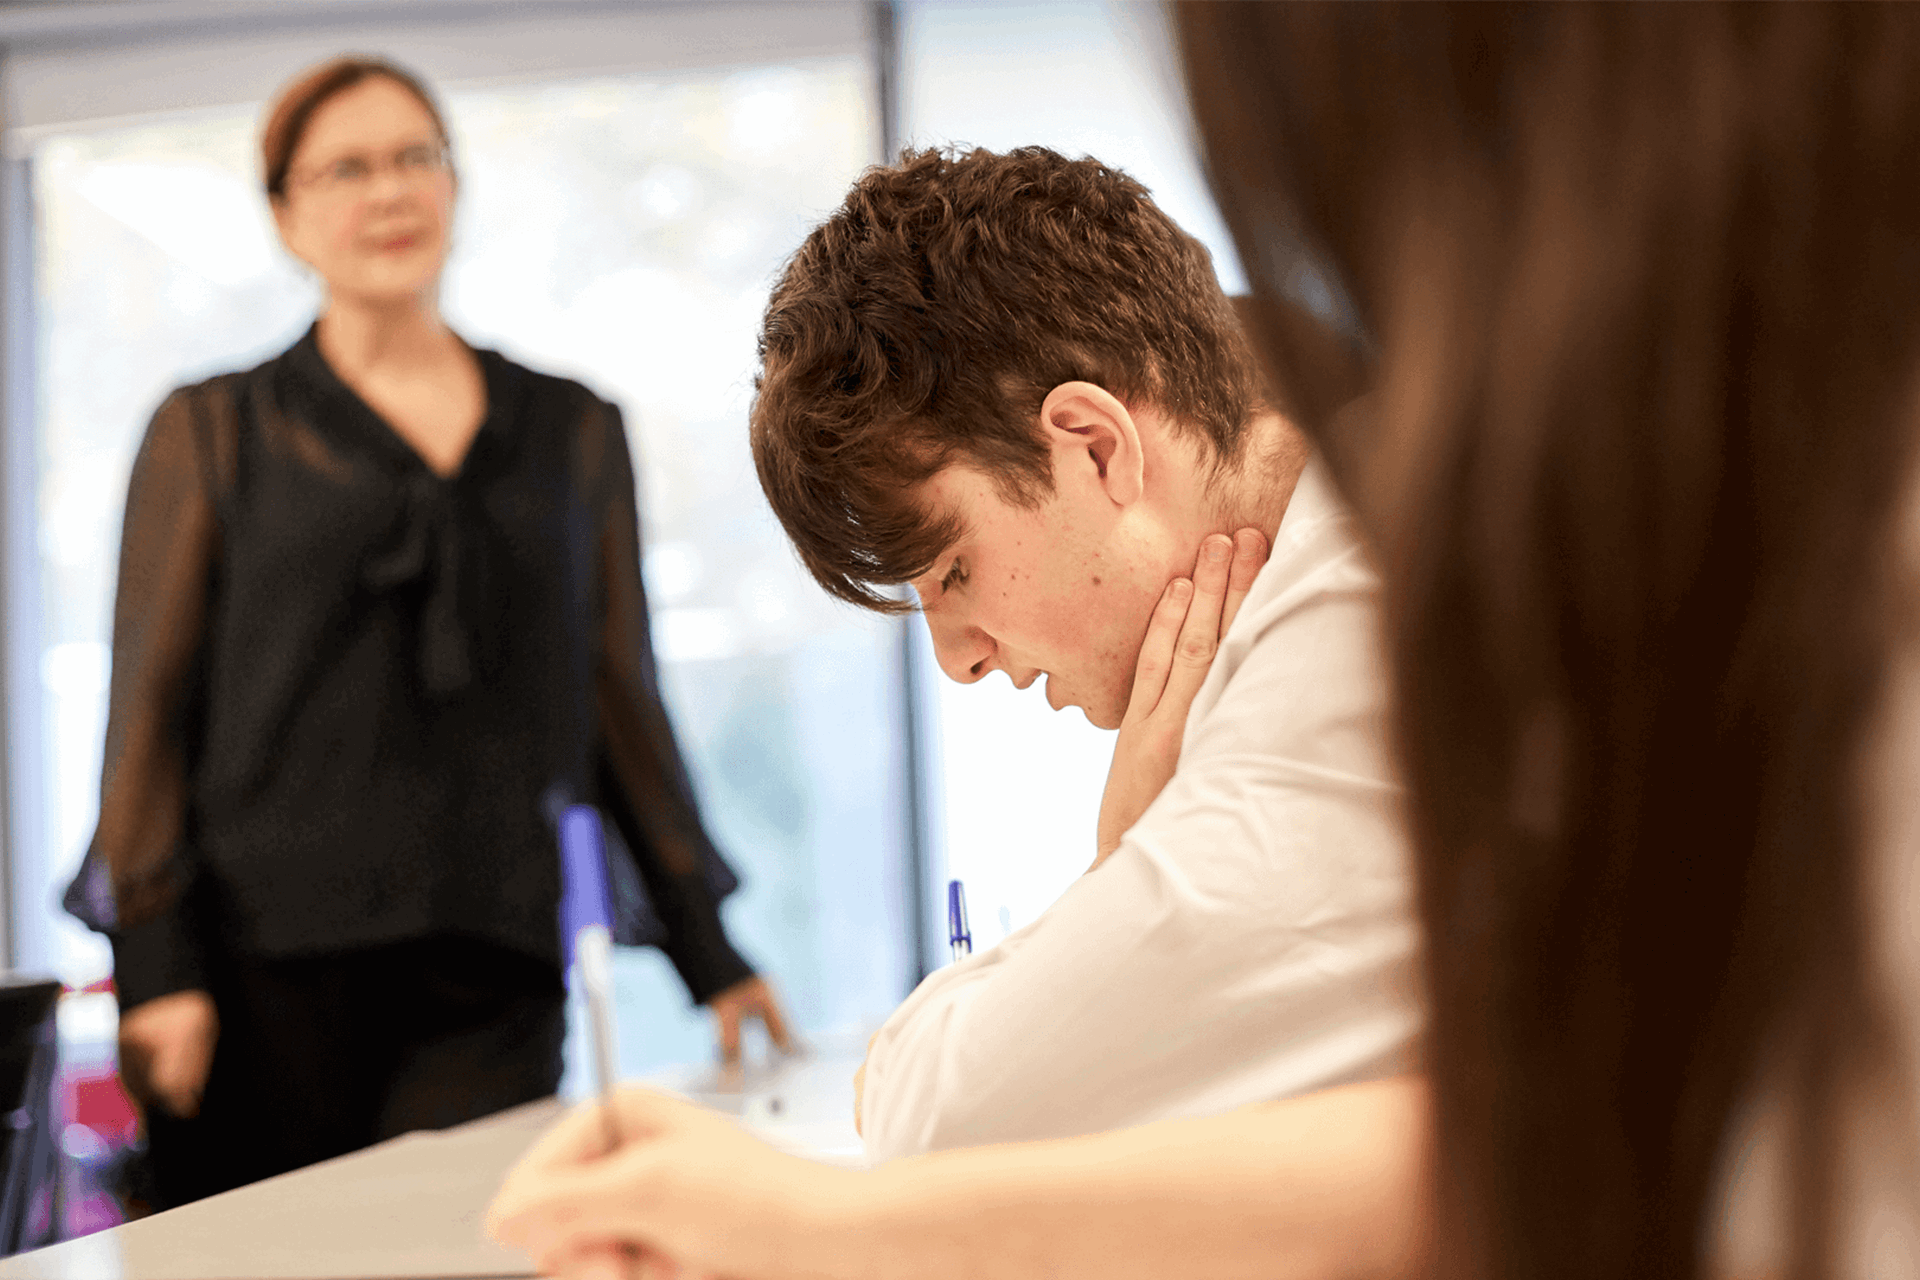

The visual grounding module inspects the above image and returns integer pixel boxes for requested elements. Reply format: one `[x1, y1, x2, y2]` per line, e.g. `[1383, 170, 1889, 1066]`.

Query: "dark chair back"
[0, 977, 62, 1255]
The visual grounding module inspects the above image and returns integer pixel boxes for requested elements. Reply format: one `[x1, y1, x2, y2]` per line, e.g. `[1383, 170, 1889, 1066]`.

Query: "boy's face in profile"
[908, 455, 1175, 732]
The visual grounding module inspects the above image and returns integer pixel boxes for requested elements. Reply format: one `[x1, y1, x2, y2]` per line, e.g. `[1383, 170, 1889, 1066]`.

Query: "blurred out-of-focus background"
[0, 0, 1243, 1243]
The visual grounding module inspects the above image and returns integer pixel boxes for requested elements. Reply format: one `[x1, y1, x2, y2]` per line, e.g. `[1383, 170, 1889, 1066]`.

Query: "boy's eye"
[940, 559, 968, 592]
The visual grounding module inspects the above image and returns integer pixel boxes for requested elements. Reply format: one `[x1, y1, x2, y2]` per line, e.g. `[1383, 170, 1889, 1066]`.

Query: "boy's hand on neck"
[1092, 528, 1269, 870]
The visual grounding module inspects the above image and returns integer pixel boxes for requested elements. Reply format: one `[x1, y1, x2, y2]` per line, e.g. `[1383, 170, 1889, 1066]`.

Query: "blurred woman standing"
[66, 56, 790, 1209]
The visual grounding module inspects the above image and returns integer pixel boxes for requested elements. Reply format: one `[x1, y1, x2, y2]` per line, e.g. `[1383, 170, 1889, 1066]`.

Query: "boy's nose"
[924, 613, 996, 684]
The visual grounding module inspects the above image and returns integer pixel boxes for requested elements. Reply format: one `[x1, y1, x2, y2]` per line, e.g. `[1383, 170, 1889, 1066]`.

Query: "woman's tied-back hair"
[751, 145, 1263, 612]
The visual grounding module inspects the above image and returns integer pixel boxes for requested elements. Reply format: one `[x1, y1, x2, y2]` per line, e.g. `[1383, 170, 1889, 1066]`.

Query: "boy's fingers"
[1125, 576, 1192, 722]
[514, 1147, 685, 1253]
[549, 1243, 637, 1280]
[1161, 535, 1233, 709]
[1219, 528, 1269, 638]
[494, 1150, 640, 1245]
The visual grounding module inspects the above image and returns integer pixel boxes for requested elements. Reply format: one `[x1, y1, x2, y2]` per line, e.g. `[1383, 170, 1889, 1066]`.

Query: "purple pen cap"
[559, 804, 614, 970]
[946, 878, 971, 950]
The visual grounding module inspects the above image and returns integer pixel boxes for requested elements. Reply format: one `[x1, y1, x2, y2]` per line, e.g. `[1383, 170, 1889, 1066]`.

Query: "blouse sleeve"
[73, 388, 222, 1010]
[589, 404, 754, 1004]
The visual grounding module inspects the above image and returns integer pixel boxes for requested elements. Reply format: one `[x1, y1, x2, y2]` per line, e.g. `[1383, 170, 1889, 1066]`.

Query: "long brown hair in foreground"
[1180, 6, 1920, 1279]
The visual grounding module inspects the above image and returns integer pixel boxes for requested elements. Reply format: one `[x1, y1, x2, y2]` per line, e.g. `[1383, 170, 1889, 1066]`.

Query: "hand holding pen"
[490, 1085, 830, 1280]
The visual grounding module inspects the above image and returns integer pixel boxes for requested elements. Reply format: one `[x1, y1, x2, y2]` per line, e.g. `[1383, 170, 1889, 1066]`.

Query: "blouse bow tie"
[362, 471, 502, 698]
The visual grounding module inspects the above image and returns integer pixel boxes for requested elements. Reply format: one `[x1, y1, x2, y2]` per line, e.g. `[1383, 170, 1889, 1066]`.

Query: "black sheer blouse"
[66, 328, 753, 1010]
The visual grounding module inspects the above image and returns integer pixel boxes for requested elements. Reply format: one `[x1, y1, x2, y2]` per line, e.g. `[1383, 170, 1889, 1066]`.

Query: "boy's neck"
[1210, 408, 1312, 547]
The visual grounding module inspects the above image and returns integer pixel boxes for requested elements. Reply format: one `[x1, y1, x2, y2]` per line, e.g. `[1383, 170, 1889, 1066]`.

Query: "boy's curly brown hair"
[751, 145, 1264, 612]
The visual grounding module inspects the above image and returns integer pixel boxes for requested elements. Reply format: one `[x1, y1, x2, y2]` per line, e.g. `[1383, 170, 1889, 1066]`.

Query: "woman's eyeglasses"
[292, 141, 450, 198]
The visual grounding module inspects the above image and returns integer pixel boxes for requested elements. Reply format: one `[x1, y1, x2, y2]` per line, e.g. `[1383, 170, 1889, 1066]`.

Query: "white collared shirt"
[861, 459, 1423, 1162]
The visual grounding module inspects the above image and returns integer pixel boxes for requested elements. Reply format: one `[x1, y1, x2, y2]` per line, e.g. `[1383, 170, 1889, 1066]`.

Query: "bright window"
[24, 52, 906, 1076]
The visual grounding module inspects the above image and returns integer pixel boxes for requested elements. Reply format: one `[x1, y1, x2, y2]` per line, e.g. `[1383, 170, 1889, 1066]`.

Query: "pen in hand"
[560, 805, 623, 1154]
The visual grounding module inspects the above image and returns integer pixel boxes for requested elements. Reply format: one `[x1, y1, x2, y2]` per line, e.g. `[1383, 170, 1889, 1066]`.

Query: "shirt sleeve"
[588, 403, 755, 1005]
[110, 883, 212, 1012]
[80, 388, 221, 1009]
[859, 554, 1423, 1162]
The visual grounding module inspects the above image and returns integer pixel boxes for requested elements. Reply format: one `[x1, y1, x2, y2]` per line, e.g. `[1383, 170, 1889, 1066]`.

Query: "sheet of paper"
[649, 1042, 868, 1170]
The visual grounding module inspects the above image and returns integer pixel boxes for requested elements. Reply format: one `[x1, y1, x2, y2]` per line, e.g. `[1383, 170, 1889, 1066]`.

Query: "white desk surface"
[0, 1046, 866, 1280]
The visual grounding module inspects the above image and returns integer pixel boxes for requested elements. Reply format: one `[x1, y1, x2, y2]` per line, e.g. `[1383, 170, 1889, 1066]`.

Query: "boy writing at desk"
[751, 146, 1420, 1161]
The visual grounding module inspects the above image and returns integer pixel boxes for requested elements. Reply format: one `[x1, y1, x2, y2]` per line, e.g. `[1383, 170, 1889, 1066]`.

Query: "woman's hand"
[706, 974, 796, 1066]
[117, 989, 219, 1119]
[488, 1087, 859, 1280]
[1094, 529, 1268, 869]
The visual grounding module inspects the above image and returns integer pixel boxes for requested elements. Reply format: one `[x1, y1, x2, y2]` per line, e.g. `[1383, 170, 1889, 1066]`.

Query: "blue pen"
[559, 805, 622, 1154]
[946, 878, 972, 962]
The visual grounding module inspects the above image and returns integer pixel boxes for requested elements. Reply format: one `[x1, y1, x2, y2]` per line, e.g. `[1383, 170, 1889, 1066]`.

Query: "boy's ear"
[1038, 381, 1145, 507]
